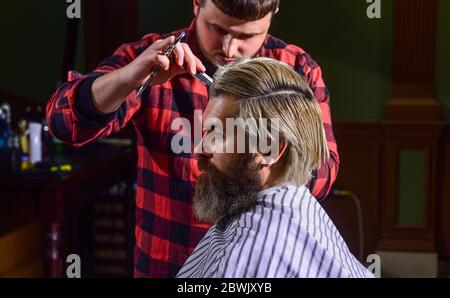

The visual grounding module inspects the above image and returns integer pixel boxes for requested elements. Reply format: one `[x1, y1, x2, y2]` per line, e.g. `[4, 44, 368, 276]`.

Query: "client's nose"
[194, 134, 213, 160]
[194, 151, 212, 161]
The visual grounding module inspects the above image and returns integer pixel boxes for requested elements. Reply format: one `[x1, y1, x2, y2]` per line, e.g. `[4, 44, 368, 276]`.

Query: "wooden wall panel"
[380, 122, 444, 252]
[325, 121, 449, 258]
[322, 122, 382, 258]
[393, 0, 437, 98]
[437, 127, 450, 257]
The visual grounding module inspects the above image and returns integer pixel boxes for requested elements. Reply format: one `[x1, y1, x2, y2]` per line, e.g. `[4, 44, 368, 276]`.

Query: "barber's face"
[193, 96, 263, 224]
[193, 0, 272, 66]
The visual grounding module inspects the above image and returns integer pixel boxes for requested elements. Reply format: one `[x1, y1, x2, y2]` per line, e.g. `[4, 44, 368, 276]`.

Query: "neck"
[261, 173, 285, 190]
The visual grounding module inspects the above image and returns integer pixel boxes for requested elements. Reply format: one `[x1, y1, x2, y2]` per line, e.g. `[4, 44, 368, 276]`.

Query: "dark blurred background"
[0, 0, 449, 278]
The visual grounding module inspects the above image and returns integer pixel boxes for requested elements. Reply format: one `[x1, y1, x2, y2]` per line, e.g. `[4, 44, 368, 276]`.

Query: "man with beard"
[177, 58, 373, 278]
[46, 0, 339, 277]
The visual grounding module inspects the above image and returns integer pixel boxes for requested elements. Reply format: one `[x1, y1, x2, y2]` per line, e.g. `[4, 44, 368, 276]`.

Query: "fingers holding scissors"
[172, 42, 206, 75]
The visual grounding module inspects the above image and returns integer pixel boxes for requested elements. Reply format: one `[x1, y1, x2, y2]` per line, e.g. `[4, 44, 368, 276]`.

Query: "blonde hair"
[210, 57, 329, 186]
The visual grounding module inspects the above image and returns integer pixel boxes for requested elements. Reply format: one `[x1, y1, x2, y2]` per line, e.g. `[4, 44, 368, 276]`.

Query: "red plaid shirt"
[46, 21, 339, 277]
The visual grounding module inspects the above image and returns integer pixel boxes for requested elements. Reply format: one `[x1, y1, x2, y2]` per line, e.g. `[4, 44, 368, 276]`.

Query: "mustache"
[212, 52, 239, 60]
[214, 54, 237, 59]
[197, 154, 258, 173]
[197, 156, 211, 172]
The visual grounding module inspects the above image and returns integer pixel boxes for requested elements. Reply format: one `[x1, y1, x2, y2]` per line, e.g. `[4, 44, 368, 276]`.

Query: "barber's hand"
[121, 35, 206, 89]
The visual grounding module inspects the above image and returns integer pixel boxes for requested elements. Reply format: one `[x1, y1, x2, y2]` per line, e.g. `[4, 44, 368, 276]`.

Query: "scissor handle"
[136, 31, 186, 97]
[163, 32, 186, 57]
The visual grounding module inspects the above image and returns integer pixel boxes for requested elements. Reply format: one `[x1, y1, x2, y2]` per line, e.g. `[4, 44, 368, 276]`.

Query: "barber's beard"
[193, 154, 263, 224]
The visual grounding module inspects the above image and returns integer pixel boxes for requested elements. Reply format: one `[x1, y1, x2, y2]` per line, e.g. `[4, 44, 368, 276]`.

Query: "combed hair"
[199, 0, 279, 21]
[210, 57, 329, 186]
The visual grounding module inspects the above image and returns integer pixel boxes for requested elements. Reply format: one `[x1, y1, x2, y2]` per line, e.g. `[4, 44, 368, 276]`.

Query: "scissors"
[136, 31, 213, 97]
[136, 31, 186, 97]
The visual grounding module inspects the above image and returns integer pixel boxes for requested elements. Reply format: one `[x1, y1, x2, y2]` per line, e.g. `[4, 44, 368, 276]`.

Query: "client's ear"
[256, 136, 287, 166]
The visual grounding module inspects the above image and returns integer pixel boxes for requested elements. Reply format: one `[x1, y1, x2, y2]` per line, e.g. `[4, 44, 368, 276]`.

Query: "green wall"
[437, 0, 450, 120]
[138, 0, 449, 121]
[270, 0, 392, 120]
[139, 0, 393, 121]
[0, 1, 65, 102]
[139, 0, 194, 35]
[398, 150, 426, 226]
[0, 0, 448, 121]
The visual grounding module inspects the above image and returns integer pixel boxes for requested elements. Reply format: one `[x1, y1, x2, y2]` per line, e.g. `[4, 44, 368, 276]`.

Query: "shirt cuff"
[74, 74, 118, 126]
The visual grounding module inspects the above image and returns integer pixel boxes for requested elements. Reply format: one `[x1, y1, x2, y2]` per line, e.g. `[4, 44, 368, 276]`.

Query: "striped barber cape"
[176, 184, 374, 278]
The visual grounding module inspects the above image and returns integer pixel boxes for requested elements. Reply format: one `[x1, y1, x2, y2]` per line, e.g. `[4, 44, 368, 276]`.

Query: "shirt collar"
[258, 183, 290, 197]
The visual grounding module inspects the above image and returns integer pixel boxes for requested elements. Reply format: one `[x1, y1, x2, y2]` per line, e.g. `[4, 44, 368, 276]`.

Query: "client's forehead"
[204, 95, 240, 122]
